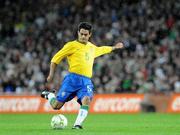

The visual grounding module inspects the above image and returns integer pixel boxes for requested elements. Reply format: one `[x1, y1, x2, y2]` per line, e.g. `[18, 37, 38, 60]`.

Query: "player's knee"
[53, 107, 60, 110]
[51, 104, 58, 110]
[82, 96, 91, 105]
[52, 105, 61, 110]
[52, 105, 59, 110]
[52, 101, 64, 110]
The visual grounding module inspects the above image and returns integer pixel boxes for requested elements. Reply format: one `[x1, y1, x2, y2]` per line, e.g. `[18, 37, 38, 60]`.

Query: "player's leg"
[41, 74, 74, 110]
[73, 84, 94, 129]
[41, 90, 64, 110]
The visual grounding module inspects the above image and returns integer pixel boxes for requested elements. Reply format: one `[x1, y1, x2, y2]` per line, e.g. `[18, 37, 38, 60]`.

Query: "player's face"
[78, 29, 91, 44]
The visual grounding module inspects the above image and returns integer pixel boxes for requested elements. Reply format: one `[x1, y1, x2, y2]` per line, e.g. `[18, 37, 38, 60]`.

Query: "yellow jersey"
[51, 40, 112, 78]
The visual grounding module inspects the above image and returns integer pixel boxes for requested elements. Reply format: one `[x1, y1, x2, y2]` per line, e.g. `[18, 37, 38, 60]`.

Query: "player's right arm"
[47, 62, 57, 83]
[47, 42, 75, 82]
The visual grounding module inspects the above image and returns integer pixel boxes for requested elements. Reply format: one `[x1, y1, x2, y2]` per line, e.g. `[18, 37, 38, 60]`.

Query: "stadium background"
[0, 0, 180, 135]
[0, 0, 179, 95]
[0, 0, 179, 113]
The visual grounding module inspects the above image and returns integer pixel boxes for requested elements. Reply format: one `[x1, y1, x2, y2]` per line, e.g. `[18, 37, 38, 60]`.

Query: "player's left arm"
[95, 42, 125, 58]
[112, 42, 124, 51]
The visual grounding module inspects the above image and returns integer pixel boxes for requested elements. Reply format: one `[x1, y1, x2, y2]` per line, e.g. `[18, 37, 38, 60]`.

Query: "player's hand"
[113, 42, 124, 50]
[47, 75, 53, 83]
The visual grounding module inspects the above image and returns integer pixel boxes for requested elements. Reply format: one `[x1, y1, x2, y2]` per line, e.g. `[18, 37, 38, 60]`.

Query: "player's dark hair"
[78, 22, 92, 33]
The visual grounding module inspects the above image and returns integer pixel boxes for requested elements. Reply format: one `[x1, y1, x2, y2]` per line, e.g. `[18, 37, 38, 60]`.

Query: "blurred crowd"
[0, 0, 179, 94]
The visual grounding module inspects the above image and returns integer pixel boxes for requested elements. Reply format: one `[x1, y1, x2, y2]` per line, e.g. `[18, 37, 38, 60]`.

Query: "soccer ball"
[50, 114, 68, 129]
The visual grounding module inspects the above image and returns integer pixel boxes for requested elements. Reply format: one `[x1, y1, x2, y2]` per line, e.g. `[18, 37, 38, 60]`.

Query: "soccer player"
[41, 22, 124, 129]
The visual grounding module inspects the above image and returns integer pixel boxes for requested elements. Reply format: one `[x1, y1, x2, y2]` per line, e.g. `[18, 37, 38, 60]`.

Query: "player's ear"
[89, 32, 92, 37]
[77, 30, 80, 36]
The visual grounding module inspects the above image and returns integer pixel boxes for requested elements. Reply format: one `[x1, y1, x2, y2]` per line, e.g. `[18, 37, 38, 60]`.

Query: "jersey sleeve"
[51, 42, 75, 64]
[94, 46, 113, 58]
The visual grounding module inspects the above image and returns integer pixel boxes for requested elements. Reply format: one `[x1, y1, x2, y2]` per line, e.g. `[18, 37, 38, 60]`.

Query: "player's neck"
[76, 39, 88, 45]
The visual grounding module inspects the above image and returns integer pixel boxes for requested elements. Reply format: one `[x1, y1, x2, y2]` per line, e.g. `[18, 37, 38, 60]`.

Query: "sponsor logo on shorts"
[61, 92, 66, 97]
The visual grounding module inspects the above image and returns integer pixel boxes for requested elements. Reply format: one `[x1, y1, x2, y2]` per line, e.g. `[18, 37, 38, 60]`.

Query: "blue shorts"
[56, 73, 94, 105]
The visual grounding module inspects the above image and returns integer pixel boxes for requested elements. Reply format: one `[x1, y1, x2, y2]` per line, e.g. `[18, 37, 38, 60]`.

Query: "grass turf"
[0, 113, 180, 135]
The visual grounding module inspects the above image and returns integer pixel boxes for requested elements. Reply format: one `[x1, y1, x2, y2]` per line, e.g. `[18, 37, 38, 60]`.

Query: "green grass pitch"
[0, 113, 180, 135]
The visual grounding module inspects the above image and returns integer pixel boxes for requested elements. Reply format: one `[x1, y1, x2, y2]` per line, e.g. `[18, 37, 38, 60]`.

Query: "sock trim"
[49, 97, 56, 105]
[80, 105, 89, 111]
